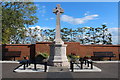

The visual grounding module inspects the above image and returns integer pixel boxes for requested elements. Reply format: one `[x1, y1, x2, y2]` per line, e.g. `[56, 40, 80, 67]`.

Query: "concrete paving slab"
[69, 64, 101, 72]
[93, 61, 119, 63]
[48, 66, 69, 72]
[0, 61, 19, 63]
[14, 64, 50, 72]
[13, 63, 101, 73]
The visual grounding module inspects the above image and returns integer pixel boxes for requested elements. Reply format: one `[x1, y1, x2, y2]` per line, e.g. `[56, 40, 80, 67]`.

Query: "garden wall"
[2, 44, 35, 60]
[2, 42, 120, 60]
[36, 42, 120, 60]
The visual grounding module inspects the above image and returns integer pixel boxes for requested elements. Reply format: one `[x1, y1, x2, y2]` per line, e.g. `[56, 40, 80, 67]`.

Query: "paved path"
[48, 66, 70, 72]
[47, 66, 73, 78]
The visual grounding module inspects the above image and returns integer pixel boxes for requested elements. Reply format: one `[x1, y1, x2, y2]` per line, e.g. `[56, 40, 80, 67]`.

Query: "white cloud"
[38, 5, 46, 14]
[50, 17, 54, 20]
[84, 11, 90, 16]
[109, 28, 119, 36]
[41, 15, 44, 17]
[39, 9, 46, 14]
[35, 4, 39, 7]
[42, 6, 46, 8]
[61, 14, 99, 25]
[39, 26, 51, 30]
[36, 26, 41, 29]
[45, 18, 54, 20]
[102, 23, 107, 25]
[45, 18, 49, 20]
[108, 28, 120, 44]
[29, 27, 35, 30]
[29, 26, 51, 30]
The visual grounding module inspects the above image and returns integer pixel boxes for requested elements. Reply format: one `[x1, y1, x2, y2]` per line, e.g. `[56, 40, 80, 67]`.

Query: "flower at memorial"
[76, 56, 80, 59]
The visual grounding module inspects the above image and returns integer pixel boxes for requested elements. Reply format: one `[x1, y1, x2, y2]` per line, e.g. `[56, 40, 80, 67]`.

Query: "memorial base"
[48, 43, 69, 67]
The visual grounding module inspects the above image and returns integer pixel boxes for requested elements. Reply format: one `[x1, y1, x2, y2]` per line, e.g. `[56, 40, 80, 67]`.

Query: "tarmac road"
[1, 62, 119, 80]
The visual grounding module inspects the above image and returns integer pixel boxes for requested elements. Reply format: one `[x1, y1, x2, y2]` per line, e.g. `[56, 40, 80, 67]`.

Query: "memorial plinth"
[48, 44, 68, 66]
[48, 4, 69, 67]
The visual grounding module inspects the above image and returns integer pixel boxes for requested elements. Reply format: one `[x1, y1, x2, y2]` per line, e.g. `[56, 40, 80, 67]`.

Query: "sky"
[29, 2, 119, 44]
[34, 0, 120, 2]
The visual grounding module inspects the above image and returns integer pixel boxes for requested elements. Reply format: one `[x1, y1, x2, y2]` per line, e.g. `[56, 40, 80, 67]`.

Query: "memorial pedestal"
[48, 43, 69, 67]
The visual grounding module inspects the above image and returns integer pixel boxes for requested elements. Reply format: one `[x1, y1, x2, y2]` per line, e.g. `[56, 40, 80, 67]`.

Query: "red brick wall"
[35, 42, 51, 55]
[2, 44, 35, 60]
[35, 42, 120, 60]
[78, 45, 119, 60]
[2, 42, 120, 60]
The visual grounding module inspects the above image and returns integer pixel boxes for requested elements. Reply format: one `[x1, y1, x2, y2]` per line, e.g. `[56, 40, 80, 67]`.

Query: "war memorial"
[1, 3, 119, 80]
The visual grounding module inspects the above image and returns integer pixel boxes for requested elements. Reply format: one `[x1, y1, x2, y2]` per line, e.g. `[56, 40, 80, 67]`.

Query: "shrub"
[40, 53, 49, 59]
[35, 52, 49, 63]
[67, 53, 80, 61]
[84, 55, 91, 59]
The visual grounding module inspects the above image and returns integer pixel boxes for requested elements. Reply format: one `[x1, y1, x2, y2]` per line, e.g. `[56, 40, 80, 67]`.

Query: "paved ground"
[14, 63, 101, 72]
[1, 63, 119, 80]
[48, 66, 70, 72]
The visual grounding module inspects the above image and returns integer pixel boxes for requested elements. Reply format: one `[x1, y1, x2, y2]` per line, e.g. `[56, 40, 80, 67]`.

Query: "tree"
[2, 2, 38, 44]
[76, 25, 112, 45]
[61, 28, 70, 42]
[10, 27, 27, 44]
[24, 27, 44, 44]
[67, 28, 77, 42]
[76, 28, 84, 44]
[9, 25, 112, 44]
[46, 29, 55, 41]
[100, 25, 112, 44]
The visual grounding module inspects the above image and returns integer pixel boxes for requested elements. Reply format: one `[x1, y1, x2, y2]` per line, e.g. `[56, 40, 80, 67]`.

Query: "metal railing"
[70, 58, 93, 72]
[19, 60, 47, 72]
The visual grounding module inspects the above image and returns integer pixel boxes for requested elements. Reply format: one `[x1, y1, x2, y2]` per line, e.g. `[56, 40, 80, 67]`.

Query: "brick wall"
[35, 42, 120, 60]
[2, 42, 120, 60]
[2, 44, 35, 60]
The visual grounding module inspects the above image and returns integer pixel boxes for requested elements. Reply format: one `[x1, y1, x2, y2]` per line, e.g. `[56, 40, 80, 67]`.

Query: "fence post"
[34, 61, 37, 70]
[26, 60, 29, 67]
[44, 62, 47, 72]
[70, 61, 71, 70]
[71, 61, 74, 72]
[81, 61, 83, 69]
[87, 61, 89, 67]
[23, 63, 26, 70]
[13, 57, 15, 61]
[84, 59, 87, 65]
[29, 60, 31, 66]
[109, 57, 112, 61]
[90, 61, 93, 69]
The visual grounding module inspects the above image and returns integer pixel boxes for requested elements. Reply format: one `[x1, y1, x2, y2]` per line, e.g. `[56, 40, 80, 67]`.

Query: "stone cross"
[53, 4, 64, 44]
[48, 4, 69, 67]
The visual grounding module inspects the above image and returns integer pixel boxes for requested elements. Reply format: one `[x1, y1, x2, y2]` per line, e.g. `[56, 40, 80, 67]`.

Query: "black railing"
[19, 60, 48, 72]
[44, 62, 47, 72]
[70, 58, 93, 72]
